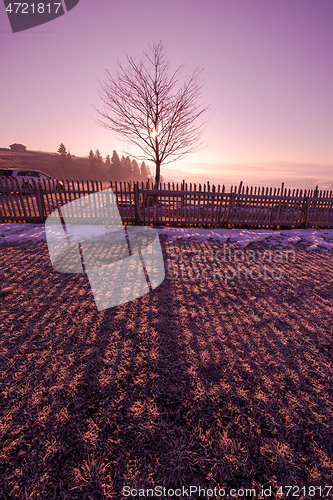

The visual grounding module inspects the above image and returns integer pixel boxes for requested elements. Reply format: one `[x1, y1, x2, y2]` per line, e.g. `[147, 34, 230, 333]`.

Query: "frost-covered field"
[1, 224, 333, 498]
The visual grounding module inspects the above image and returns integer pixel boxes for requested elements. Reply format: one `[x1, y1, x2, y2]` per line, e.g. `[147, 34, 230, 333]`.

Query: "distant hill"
[1, 149, 331, 190]
[0, 149, 135, 182]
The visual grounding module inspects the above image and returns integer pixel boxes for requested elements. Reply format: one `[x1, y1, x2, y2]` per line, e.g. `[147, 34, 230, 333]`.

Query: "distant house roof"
[9, 143, 27, 151]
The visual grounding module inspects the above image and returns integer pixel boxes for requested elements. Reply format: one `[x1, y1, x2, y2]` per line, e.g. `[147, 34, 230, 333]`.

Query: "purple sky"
[1, 0, 333, 175]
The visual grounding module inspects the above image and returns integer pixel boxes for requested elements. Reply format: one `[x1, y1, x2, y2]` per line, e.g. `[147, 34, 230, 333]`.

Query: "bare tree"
[96, 42, 209, 185]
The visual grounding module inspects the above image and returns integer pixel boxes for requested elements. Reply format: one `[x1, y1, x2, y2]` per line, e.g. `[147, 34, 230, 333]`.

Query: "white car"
[0, 168, 64, 190]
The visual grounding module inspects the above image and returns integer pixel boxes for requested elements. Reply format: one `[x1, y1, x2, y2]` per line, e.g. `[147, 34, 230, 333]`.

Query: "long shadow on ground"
[0, 238, 333, 499]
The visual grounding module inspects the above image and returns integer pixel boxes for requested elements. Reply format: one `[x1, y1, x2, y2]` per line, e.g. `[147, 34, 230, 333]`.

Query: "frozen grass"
[2, 223, 333, 251]
[1, 237, 333, 499]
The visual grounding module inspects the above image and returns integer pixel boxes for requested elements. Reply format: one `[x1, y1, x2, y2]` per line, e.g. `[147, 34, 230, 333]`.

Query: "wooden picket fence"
[1, 177, 333, 228]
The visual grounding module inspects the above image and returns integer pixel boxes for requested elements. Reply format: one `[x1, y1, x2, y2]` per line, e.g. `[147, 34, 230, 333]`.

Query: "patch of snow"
[0, 223, 47, 243]
[1, 223, 333, 252]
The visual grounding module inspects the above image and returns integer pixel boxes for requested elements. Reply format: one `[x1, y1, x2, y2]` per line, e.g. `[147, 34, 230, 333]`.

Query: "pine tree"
[110, 150, 122, 179]
[105, 154, 111, 166]
[131, 159, 140, 178]
[57, 143, 67, 164]
[120, 155, 133, 180]
[95, 149, 103, 165]
[67, 151, 72, 162]
[88, 150, 95, 167]
[57, 143, 67, 155]
[124, 156, 133, 179]
[140, 161, 151, 179]
[120, 156, 127, 179]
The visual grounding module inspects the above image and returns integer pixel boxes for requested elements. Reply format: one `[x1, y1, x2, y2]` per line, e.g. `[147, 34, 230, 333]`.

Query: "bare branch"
[95, 41, 209, 184]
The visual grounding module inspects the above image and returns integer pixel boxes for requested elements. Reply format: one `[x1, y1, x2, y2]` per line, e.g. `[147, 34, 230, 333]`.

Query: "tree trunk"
[155, 160, 161, 186]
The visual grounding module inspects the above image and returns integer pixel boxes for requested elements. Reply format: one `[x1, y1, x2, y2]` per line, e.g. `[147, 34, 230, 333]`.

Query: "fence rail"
[1, 177, 333, 228]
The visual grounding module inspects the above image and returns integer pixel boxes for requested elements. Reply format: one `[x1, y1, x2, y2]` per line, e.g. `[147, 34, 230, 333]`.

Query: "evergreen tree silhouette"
[110, 150, 122, 179]
[131, 159, 140, 178]
[57, 143, 67, 164]
[88, 150, 95, 167]
[95, 149, 103, 165]
[140, 161, 151, 179]
[57, 143, 67, 155]
[121, 155, 132, 179]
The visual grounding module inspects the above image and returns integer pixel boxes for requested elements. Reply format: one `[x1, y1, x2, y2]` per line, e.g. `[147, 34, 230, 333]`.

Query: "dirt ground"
[1, 236, 333, 499]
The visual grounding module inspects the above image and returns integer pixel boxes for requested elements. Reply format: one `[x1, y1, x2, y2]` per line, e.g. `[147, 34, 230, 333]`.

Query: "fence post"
[134, 182, 141, 225]
[37, 182, 45, 223]
[225, 192, 235, 226]
[304, 196, 309, 228]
